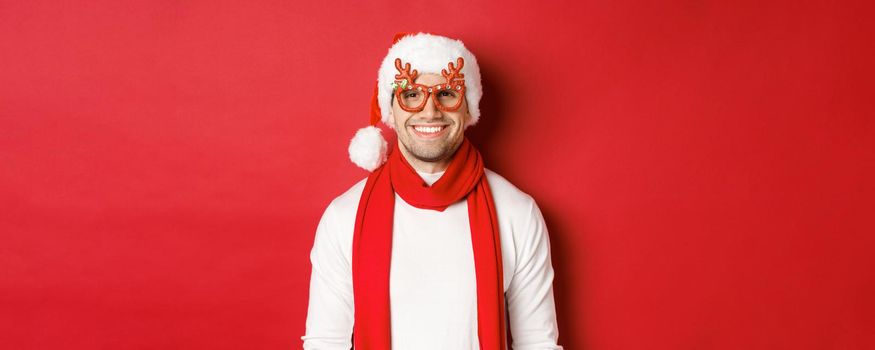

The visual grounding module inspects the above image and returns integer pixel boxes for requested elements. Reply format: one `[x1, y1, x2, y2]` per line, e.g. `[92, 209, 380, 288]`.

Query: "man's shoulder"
[324, 177, 368, 217]
[484, 168, 537, 210]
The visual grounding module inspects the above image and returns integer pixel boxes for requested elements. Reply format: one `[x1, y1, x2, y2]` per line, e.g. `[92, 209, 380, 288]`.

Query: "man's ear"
[388, 110, 395, 129]
[387, 99, 396, 129]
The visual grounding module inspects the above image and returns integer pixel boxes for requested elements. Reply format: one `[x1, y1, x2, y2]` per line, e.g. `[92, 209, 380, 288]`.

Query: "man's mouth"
[409, 125, 449, 139]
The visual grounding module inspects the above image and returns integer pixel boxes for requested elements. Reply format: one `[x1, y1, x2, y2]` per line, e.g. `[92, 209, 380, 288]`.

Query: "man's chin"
[404, 144, 451, 163]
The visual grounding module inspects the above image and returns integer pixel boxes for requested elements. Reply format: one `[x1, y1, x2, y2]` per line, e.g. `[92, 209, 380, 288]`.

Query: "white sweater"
[302, 168, 563, 349]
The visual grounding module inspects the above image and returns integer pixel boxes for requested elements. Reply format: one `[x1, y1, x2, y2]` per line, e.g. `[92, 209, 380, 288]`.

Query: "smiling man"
[301, 32, 563, 350]
[391, 57, 468, 172]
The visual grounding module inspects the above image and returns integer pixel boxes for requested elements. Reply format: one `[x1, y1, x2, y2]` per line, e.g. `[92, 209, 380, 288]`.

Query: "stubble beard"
[399, 123, 463, 163]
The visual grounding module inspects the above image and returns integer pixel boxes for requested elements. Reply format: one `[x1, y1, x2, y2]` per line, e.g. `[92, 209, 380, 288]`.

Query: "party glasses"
[391, 57, 467, 112]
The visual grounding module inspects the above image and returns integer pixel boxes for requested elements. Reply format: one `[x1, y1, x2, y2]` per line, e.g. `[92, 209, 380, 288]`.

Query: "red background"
[2, 1, 873, 349]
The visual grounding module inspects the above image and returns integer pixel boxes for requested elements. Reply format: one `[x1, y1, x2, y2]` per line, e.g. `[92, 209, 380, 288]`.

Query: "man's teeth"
[413, 126, 444, 134]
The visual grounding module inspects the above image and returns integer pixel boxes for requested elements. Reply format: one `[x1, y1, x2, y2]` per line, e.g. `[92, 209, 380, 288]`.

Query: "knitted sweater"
[302, 168, 563, 349]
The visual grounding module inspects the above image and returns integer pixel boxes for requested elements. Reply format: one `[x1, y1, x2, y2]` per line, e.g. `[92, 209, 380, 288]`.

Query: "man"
[302, 32, 563, 350]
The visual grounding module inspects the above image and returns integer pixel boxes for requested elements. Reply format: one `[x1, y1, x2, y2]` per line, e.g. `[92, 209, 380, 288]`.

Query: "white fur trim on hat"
[348, 125, 388, 171]
[377, 33, 482, 129]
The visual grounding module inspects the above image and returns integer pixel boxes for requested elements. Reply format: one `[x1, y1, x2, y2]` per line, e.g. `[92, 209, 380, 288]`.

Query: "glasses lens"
[398, 88, 426, 109]
[435, 87, 462, 109]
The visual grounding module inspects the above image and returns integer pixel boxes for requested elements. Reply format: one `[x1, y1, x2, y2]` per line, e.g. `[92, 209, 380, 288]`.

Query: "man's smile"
[409, 124, 449, 139]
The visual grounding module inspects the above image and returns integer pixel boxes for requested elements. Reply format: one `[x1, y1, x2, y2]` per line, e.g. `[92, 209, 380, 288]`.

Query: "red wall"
[2, 1, 873, 349]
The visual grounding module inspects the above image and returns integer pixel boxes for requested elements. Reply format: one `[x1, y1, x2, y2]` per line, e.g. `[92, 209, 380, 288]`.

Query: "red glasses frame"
[392, 57, 467, 112]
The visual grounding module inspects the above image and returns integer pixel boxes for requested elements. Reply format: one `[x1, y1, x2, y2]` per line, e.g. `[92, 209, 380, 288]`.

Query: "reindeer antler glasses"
[391, 57, 467, 113]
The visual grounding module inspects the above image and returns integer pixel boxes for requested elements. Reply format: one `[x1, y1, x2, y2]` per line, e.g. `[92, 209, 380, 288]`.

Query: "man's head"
[348, 32, 482, 172]
[390, 56, 471, 170]
[377, 33, 483, 129]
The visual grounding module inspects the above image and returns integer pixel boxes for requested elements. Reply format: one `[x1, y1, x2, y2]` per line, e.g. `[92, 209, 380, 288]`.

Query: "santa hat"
[348, 32, 483, 171]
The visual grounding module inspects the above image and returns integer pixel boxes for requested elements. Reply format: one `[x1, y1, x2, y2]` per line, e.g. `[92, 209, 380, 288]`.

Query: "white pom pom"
[348, 126, 388, 171]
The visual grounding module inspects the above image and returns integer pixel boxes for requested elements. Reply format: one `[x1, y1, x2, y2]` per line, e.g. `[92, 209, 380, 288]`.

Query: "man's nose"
[418, 96, 439, 119]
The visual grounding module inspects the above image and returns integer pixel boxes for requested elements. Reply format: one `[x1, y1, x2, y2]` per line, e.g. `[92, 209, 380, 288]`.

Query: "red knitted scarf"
[351, 137, 507, 349]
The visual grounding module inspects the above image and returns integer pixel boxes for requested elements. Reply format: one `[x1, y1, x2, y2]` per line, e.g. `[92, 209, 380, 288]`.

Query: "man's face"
[391, 73, 470, 166]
